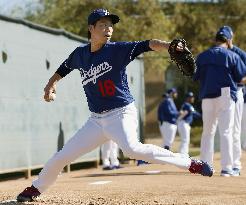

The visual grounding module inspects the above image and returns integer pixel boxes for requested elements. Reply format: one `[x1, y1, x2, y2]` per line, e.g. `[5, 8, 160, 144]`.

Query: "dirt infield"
[1, 151, 246, 205]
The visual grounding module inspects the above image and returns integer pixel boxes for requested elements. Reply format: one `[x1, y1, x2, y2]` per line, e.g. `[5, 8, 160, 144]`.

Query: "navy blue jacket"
[194, 46, 246, 102]
[158, 97, 179, 124]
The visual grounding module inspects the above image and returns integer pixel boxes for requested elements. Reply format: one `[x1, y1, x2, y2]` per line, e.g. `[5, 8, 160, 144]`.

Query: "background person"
[101, 140, 122, 170]
[241, 87, 246, 150]
[194, 26, 246, 177]
[222, 26, 246, 176]
[157, 88, 179, 150]
[177, 92, 201, 155]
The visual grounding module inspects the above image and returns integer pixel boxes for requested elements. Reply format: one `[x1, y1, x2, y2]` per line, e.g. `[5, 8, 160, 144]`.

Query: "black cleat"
[16, 185, 41, 202]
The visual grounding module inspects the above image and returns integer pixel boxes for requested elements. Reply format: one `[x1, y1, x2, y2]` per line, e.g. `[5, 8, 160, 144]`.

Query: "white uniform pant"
[241, 103, 246, 149]
[101, 140, 119, 167]
[33, 103, 191, 193]
[200, 92, 235, 172]
[232, 87, 244, 169]
[159, 122, 177, 148]
[178, 120, 191, 154]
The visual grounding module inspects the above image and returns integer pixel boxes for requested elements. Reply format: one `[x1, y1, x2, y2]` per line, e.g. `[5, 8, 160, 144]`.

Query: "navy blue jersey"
[194, 46, 246, 102]
[56, 41, 152, 113]
[157, 97, 179, 124]
[180, 102, 201, 125]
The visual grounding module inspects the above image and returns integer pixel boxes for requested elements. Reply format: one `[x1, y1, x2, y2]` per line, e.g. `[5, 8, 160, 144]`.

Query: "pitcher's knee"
[122, 143, 146, 159]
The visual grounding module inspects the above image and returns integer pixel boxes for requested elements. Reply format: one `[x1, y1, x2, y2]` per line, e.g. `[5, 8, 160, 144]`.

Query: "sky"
[0, 0, 39, 17]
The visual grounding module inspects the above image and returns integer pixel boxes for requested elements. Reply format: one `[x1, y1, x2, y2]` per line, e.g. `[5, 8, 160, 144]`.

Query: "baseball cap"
[216, 26, 233, 40]
[222, 25, 233, 34]
[167, 88, 177, 94]
[88, 9, 120, 25]
[185, 91, 194, 98]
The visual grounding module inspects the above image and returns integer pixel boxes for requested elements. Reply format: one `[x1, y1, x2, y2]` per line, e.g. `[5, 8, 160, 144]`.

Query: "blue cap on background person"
[185, 91, 194, 98]
[88, 9, 120, 25]
[222, 25, 233, 35]
[216, 26, 233, 40]
[167, 88, 177, 94]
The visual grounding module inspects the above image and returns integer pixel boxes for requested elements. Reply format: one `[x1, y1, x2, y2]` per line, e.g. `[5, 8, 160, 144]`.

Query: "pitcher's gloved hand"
[168, 38, 197, 78]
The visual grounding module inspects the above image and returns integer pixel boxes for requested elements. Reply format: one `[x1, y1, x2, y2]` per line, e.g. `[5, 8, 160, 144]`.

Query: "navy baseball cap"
[222, 25, 233, 34]
[167, 88, 177, 94]
[216, 26, 233, 40]
[185, 91, 194, 98]
[88, 9, 120, 25]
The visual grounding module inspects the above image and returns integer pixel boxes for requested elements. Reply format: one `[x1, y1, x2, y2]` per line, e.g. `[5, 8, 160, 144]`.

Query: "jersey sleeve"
[55, 47, 81, 78]
[167, 99, 179, 117]
[129, 40, 153, 60]
[117, 40, 153, 66]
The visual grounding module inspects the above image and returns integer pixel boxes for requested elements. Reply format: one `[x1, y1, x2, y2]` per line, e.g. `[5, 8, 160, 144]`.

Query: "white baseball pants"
[177, 120, 191, 154]
[159, 122, 177, 148]
[33, 103, 191, 193]
[200, 88, 235, 172]
[101, 140, 119, 167]
[241, 103, 246, 149]
[232, 87, 244, 169]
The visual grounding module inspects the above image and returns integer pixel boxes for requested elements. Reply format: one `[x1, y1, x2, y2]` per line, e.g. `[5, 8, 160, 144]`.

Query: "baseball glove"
[168, 38, 196, 77]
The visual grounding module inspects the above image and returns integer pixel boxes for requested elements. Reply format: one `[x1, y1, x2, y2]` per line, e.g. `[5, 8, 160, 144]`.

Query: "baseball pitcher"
[17, 9, 213, 202]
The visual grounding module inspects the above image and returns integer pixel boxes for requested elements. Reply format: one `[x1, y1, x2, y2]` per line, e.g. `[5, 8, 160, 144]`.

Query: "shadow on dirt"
[0, 200, 35, 205]
[74, 171, 188, 178]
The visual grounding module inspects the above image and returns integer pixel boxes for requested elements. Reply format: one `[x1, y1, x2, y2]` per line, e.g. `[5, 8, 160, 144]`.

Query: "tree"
[169, 2, 218, 54]
[27, 0, 172, 71]
[168, 0, 246, 54]
[216, 0, 246, 48]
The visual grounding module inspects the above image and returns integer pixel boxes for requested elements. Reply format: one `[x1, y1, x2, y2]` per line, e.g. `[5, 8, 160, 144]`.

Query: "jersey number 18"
[98, 80, 115, 96]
